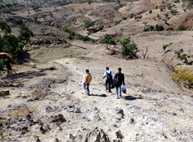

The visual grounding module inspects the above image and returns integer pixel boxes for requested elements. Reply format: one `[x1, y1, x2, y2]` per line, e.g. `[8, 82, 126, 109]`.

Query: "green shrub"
[0, 60, 6, 71]
[177, 25, 187, 31]
[0, 21, 33, 70]
[0, 21, 11, 34]
[83, 20, 95, 29]
[120, 38, 138, 59]
[101, 34, 116, 45]
[19, 24, 33, 44]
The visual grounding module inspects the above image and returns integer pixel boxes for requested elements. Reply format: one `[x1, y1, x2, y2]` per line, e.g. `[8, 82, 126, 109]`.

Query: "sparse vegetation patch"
[120, 38, 138, 59]
[0, 21, 33, 71]
[64, 26, 96, 42]
[144, 24, 164, 32]
[100, 34, 116, 45]
[172, 66, 193, 89]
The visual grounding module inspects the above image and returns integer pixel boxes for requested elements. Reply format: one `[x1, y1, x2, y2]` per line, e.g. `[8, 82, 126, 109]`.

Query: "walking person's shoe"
[116, 96, 120, 99]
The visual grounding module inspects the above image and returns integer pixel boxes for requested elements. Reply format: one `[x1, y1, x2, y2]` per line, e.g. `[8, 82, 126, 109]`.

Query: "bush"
[182, 0, 193, 8]
[155, 24, 164, 31]
[162, 42, 173, 51]
[172, 67, 193, 89]
[177, 25, 187, 31]
[0, 60, 6, 71]
[120, 38, 138, 59]
[0, 21, 33, 70]
[19, 24, 33, 44]
[144, 24, 164, 32]
[144, 25, 154, 32]
[101, 34, 116, 45]
[83, 20, 95, 29]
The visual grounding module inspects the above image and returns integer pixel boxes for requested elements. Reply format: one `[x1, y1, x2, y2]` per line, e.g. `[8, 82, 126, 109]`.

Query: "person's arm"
[110, 70, 113, 77]
[122, 74, 125, 85]
[103, 71, 106, 79]
[83, 74, 87, 84]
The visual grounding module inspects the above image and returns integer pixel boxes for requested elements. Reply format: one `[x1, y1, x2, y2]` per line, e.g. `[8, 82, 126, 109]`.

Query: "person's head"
[85, 69, 90, 74]
[106, 67, 109, 70]
[118, 67, 122, 73]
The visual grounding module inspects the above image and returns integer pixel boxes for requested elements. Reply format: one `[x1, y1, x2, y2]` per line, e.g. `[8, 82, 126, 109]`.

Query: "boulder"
[84, 127, 111, 142]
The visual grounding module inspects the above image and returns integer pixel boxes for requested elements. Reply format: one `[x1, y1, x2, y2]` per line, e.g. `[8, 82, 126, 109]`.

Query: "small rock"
[65, 105, 81, 113]
[0, 91, 10, 97]
[51, 114, 66, 124]
[40, 123, 50, 134]
[172, 112, 177, 116]
[35, 136, 41, 142]
[116, 130, 124, 139]
[55, 138, 60, 142]
[130, 118, 135, 124]
[116, 108, 124, 119]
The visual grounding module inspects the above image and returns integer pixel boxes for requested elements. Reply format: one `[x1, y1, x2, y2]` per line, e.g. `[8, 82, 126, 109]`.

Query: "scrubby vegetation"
[101, 35, 138, 59]
[120, 38, 138, 59]
[144, 24, 165, 32]
[0, 21, 33, 71]
[100, 34, 116, 45]
[175, 49, 193, 65]
[182, 0, 193, 8]
[82, 20, 95, 29]
[172, 67, 193, 89]
[162, 42, 173, 54]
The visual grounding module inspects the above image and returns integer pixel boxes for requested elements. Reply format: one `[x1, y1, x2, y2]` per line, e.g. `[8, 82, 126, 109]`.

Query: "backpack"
[106, 71, 112, 81]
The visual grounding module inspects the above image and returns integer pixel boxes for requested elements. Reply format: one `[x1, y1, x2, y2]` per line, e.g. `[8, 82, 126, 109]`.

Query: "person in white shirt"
[103, 67, 113, 93]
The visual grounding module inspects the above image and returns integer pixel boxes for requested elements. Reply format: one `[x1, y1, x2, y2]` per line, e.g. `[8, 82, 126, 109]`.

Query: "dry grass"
[172, 67, 193, 89]
[8, 105, 32, 119]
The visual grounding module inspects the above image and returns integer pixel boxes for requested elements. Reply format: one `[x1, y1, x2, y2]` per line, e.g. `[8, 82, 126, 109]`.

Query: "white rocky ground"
[0, 38, 193, 142]
[1, 0, 193, 142]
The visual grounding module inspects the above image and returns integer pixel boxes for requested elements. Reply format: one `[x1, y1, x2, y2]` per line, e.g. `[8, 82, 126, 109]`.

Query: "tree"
[120, 38, 138, 59]
[0, 21, 33, 69]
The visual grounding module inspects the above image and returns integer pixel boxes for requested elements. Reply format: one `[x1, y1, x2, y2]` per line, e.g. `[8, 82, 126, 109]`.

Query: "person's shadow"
[123, 95, 143, 101]
[91, 94, 107, 97]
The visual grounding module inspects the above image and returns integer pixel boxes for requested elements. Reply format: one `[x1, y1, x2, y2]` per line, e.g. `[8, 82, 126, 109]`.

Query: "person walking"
[114, 68, 125, 99]
[82, 69, 92, 96]
[103, 67, 113, 93]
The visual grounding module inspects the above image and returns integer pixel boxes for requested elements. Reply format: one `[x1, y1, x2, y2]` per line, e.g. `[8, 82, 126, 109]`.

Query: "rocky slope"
[1, 0, 193, 142]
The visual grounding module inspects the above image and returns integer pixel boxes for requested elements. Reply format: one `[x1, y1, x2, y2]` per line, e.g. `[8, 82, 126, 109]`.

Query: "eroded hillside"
[0, 0, 193, 142]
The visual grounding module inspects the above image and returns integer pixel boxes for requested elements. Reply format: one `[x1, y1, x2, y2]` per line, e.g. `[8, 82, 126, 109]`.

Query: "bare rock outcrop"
[84, 127, 111, 142]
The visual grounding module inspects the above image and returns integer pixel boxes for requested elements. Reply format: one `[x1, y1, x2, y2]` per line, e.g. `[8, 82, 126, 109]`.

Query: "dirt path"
[0, 40, 193, 142]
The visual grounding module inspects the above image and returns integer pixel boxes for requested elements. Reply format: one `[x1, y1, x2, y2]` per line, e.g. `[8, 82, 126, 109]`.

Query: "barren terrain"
[1, 0, 193, 142]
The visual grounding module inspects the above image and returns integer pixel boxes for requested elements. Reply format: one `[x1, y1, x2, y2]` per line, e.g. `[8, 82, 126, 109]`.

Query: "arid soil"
[1, 0, 193, 142]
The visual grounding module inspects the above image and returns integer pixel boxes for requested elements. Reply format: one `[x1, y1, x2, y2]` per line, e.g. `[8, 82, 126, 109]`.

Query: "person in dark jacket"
[114, 68, 125, 99]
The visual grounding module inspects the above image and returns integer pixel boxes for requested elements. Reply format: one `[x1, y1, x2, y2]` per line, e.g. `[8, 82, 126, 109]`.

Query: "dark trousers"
[105, 79, 112, 92]
[84, 83, 90, 96]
